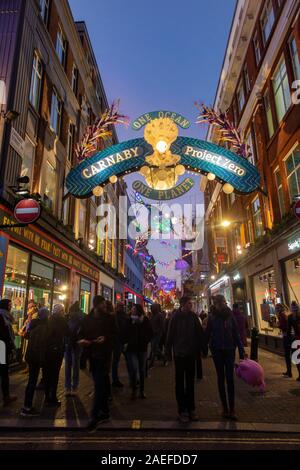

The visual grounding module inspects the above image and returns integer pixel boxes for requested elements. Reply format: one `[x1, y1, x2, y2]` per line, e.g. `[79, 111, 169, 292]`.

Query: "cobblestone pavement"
[1, 347, 300, 426]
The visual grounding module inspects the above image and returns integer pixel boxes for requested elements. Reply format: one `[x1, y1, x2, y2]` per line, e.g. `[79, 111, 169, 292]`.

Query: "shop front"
[208, 275, 233, 307]
[114, 278, 124, 304]
[281, 231, 300, 305]
[0, 204, 99, 357]
[100, 271, 114, 302]
[124, 286, 144, 310]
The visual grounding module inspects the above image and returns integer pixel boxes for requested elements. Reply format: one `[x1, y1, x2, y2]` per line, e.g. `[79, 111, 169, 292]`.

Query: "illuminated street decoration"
[132, 178, 194, 200]
[66, 110, 261, 197]
[131, 111, 191, 130]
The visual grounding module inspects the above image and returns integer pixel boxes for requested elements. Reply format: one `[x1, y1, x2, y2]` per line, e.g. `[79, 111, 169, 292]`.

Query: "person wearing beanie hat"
[43, 304, 67, 406]
[287, 302, 300, 382]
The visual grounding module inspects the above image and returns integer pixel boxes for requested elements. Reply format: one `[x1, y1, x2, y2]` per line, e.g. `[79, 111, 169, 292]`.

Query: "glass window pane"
[31, 255, 54, 280]
[288, 173, 298, 200]
[43, 161, 57, 211]
[53, 265, 69, 308]
[285, 154, 295, 176]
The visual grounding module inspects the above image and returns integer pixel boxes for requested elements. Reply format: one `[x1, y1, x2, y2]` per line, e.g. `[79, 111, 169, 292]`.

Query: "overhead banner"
[132, 178, 194, 200]
[66, 136, 260, 198]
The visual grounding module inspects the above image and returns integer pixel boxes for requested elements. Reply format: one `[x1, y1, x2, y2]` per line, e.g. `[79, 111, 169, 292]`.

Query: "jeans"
[0, 364, 9, 399]
[283, 336, 292, 375]
[24, 362, 41, 409]
[44, 354, 64, 402]
[127, 352, 147, 392]
[149, 336, 161, 367]
[112, 342, 123, 383]
[174, 355, 196, 413]
[90, 361, 109, 419]
[212, 349, 236, 411]
[65, 345, 81, 391]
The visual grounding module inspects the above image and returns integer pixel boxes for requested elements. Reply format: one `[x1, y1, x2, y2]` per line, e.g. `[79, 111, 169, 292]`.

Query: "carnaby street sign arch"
[66, 111, 261, 198]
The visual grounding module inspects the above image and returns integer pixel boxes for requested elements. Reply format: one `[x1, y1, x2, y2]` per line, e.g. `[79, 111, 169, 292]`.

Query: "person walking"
[124, 304, 153, 400]
[149, 303, 164, 368]
[232, 303, 248, 347]
[64, 301, 84, 397]
[0, 299, 17, 406]
[275, 303, 292, 378]
[79, 296, 117, 432]
[44, 304, 68, 407]
[112, 302, 128, 388]
[166, 296, 206, 423]
[287, 301, 300, 382]
[20, 308, 49, 416]
[206, 295, 245, 421]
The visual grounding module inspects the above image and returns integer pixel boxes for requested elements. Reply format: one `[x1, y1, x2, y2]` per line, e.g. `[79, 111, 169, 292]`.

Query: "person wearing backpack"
[20, 308, 49, 416]
[206, 295, 245, 421]
[64, 301, 84, 396]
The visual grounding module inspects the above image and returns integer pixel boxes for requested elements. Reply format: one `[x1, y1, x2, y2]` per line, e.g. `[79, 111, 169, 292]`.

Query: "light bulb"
[156, 140, 168, 154]
[92, 186, 104, 197]
[109, 175, 118, 184]
[207, 172, 216, 181]
[223, 183, 234, 194]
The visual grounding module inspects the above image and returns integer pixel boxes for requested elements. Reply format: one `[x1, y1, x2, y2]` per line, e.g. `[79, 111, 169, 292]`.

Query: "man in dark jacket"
[79, 296, 117, 431]
[149, 303, 164, 368]
[0, 299, 17, 406]
[20, 308, 49, 416]
[166, 296, 206, 423]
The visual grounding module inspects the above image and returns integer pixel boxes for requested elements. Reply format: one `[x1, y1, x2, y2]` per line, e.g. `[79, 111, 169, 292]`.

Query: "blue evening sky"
[69, 0, 236, 283]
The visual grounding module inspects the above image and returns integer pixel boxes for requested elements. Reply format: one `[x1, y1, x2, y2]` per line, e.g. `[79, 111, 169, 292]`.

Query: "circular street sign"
[294, 199, 300, 220]
[14, 198, 41, 224]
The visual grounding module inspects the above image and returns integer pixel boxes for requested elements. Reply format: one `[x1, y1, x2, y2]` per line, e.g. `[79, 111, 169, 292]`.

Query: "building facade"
[0, 0, 131, 357]
[205, 0, 300, 352]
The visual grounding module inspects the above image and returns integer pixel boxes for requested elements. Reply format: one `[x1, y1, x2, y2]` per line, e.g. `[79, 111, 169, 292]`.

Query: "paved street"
[1, 347, 300, 430]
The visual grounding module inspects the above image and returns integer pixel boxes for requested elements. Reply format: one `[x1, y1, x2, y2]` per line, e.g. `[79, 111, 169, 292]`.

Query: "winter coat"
[124, 316, 153, 353]
[25, 318, 48, 365]
[206, 306, 245, 358]
[0, 309, 15, 359]
[81, 310, 117, 370]
[232, 307, 248, 347]
[166, 308, 206, 358]
[65, 309, 84, 348]
[287, 314, 300, 342]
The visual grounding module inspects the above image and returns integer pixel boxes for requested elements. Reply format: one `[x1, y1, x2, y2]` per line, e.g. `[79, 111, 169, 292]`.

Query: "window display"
[53, 264, 69, 309]
[80, 277, 91, 314]
[253, 269, 279, 335]
[285, 256, 300, 305]
[3, 245, 29, 348]
[28, 255, 54, 309]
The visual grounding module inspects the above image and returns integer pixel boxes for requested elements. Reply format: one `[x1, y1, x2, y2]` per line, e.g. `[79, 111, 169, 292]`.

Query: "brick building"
[0, 0, 141, 358]
[205, 0, 300, 351]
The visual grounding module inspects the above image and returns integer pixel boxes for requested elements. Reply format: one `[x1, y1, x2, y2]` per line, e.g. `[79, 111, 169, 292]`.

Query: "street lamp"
[221, 220, 231, 228]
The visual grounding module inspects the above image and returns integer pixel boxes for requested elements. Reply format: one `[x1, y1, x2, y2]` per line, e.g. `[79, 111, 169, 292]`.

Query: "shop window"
[245, 130, 255, 165]
[273, 57, 291, 123]
[253, 31, 261, 66]
[50, 88, 62, 136]
[264, 89, 275, 138]
[89, 200, 97, 252]
[253, 269, 279, 335]
[62, 169, 69, 225]
[53, 265, 69, 309]
[102, 284, 113, 301]
[289, 36, 300, 81]
[29, 51, 42, 111]
[3, 245, 29, 346]
[71, 63, 79, 96]
[78, 199, 87, 239]
[284, 147, 300, 202]
[80, 277, 91, 314]
[237, 80, 245, 113]
[274, 168, 285, 217]
[39, 0, 50, 25]
[67, 122, 75, 163]
[252, 197, 263, 239]
[285, 256, 300, 305]
[21, 135, 35, 183]
[244, 64, 251, 95]
[56, 25, 67, 68]
[43, 160, 57, 212]
[29, 256, 54, 310]
[260, 0, 275, 45]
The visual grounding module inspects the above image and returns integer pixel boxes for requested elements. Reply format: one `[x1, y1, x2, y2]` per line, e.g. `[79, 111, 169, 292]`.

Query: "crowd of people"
[0, 294, 299, 432]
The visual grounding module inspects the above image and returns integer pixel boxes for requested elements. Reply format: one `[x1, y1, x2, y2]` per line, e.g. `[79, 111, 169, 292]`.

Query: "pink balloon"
[235, 359, 266, 392]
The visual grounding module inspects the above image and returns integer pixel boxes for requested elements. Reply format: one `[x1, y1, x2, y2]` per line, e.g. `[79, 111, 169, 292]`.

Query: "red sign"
[14, 199, 41, 224]
[294, 200, 300, 220]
